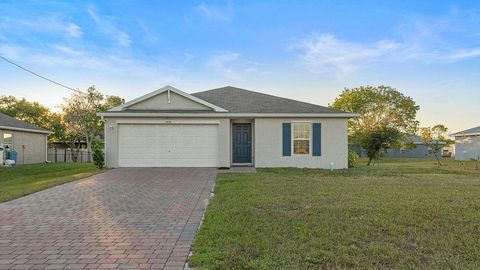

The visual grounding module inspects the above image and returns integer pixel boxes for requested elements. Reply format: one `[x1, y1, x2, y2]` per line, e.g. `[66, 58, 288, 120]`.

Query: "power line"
[0, 55, 86, 95]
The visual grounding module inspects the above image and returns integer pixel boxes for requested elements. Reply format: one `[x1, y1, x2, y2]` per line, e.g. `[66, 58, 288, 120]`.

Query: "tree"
[0, 96, 64, 141]
[61, 86, 122, 161]
[419, 124, 453, 165]
[331, 85, 420, 165]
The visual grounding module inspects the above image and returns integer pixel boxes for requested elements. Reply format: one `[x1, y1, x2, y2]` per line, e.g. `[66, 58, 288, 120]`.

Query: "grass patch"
[0, 163, 102, 202]
[189, 158, 480, 269]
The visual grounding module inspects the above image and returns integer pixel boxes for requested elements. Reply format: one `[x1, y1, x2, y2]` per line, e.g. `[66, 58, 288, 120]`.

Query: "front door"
[232, 123, 252, 163]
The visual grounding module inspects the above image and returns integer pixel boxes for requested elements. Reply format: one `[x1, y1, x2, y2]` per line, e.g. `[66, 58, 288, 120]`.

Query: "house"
[382, 135, 443, 158]
[450, 126, 480, 160]
[0, 112, 51, 165]
[98, 86, 356, 169]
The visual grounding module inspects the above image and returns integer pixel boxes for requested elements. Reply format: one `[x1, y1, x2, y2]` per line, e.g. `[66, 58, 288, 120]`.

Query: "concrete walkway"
[0, 168, 216, 270]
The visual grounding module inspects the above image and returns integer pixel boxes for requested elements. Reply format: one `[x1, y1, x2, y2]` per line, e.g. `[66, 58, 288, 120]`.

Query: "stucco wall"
[254, 118, 348, 169]
[0, 129, 47, 165]
[104, 117, 230, 168]
[127, 92, 212, 111]
[455, 135, 480, 160]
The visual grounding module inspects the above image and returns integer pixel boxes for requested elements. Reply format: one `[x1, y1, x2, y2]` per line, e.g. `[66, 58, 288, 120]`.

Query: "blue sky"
[0, 0, 479, 132]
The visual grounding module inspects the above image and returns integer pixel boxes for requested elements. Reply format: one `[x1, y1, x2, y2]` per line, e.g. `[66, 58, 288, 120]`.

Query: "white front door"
[118, 124, 218, 167]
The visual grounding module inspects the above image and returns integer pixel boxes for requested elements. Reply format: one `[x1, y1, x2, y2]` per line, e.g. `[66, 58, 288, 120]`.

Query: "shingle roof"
[451, 126, 480, 136]
[0, 112, 51, 133]
[191, 86, 349, 114]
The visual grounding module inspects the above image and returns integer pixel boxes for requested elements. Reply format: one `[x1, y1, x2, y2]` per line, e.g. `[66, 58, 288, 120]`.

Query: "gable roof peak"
[108, 86, 228, 112]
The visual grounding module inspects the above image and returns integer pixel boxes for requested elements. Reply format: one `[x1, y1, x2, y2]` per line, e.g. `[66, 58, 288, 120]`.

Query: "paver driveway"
[0, 168, 216, 270]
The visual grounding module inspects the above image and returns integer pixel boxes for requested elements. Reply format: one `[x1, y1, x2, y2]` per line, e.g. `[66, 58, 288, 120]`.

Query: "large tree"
[61, 86, 123, 161]
[0, 96, 63, 141]
[331, 85, 420, 165]
[419, 124, 453, 165]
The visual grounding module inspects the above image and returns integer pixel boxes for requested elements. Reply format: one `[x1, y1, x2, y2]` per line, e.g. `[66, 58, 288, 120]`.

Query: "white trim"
[109, 86, 228, 112]
[0, 125, 52, 134]
[98, 112, 358, 118]
[116, 119, 220, 125]
[45, 135, 48, 162]
[451, 133, 480, 137]
[291, 122, 312, 156]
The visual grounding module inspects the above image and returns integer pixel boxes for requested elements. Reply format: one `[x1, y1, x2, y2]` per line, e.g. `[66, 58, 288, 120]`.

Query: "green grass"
[189, 158, 480, 269]
[0, 163, 102, 202]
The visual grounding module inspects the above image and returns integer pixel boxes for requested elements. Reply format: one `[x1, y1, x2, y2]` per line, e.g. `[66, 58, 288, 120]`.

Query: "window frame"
[2, 132, 13, 150]
[291, 122, 312, 156]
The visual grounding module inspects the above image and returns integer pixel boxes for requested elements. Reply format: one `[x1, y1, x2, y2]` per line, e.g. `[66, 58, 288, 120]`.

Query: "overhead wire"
[0, 55, 86, 95]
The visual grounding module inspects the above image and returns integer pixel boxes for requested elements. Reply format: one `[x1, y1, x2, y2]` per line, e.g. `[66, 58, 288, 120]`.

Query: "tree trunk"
[367, 157, 373, 166]
[432, 146, 442, 166]
[86, 134, 92, 163]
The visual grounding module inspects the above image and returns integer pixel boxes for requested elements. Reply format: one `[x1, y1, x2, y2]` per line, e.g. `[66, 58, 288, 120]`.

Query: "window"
[292, 123, 310, 155]
[3, 133, 13, 150]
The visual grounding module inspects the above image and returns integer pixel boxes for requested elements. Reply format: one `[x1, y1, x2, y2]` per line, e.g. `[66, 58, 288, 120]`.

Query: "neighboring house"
[450, 126, 480, 160]
[382, 135, 443, 158]
[98, 86, 356, 169]
[0, 112, 51, 165]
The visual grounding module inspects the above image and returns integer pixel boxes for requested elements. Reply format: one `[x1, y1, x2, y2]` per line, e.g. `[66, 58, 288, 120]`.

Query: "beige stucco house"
[451, 126, 480, 160]
[98, 86, 356, 169]
[0, 112, 51, 165]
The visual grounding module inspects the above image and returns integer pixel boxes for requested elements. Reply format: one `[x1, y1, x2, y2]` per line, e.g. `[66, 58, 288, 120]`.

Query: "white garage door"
[118, 124, 218, 167]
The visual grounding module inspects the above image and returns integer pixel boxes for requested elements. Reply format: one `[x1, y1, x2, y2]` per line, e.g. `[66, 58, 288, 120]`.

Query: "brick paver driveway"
[0, 168, 216, 270]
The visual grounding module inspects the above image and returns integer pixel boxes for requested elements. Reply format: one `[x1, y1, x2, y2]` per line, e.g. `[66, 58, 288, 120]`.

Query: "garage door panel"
[118, 124, 218, 167]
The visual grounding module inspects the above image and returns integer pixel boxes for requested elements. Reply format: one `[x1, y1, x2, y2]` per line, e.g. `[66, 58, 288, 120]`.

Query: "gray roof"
[191, 86, 349, 114]
[451, 126, 480, 136]
[0, 112, 50, 133]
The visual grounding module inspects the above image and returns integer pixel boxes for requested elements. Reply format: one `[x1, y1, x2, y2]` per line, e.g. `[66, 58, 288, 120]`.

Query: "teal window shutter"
[313, 123, 321, 156]
[282, 123, 291, 156]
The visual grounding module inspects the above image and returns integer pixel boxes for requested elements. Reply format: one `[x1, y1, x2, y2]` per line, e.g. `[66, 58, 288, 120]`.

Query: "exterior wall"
[455, 135, 480, 160]
[127, 91, 212, 111]
[383, 144, 441, 158]
[254, 118, 348, 169]
[0, 129, 47, 165]
[104, 117, 230, 168]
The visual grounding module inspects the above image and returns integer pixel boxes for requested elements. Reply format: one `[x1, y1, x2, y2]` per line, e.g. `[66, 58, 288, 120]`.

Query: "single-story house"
[382, 135, 443, 158]
[98, 86, 356, 169]
[451, 126, 480, 160]
[0, 112, 51, 165]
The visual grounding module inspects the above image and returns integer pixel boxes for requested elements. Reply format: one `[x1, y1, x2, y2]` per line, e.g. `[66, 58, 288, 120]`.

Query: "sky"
[0, 0, 479, 132]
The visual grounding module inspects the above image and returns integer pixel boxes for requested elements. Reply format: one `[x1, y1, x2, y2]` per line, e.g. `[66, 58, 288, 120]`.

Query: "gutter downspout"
[101, 116, 107, 167]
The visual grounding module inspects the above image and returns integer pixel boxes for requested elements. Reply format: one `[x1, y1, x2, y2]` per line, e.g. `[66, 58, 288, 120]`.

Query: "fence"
[47, 148, 91, 163]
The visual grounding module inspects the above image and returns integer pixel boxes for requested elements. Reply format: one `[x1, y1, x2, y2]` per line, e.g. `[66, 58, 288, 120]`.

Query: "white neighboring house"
[98, 86, 356, 169]
[450, 126, 480, 160]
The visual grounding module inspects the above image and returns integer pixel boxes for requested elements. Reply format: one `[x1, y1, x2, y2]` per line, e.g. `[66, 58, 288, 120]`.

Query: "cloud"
[195, 1, 233, 22]
[290, 34, 401, 75]
[444, 48, 480, 61]
[0, 15, 82, 38]
[290, 8, 480, 76]
[87, 5, 131, 46]
[207, 51, 258, 80]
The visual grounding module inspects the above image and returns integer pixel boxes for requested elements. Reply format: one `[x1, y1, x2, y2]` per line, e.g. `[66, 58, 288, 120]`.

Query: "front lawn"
[190, 158, 480, 269]
[0, 163, 101, 202]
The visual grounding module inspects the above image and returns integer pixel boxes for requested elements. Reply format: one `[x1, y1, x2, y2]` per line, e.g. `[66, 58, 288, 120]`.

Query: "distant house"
[382, 135, 443, 158]
[451, 126, 480, 160]
[0, 112, 51, 165]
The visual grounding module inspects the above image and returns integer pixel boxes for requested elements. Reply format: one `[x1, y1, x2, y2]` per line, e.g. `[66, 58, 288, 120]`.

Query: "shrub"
[92, 142, 105, 169]
[348, 150, 359, 168]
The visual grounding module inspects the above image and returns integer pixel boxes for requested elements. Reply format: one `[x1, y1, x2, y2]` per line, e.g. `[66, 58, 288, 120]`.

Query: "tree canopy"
[0, 96, 63, 141]
[419, 124, 453, 165]
[331, 85, 420, 165]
